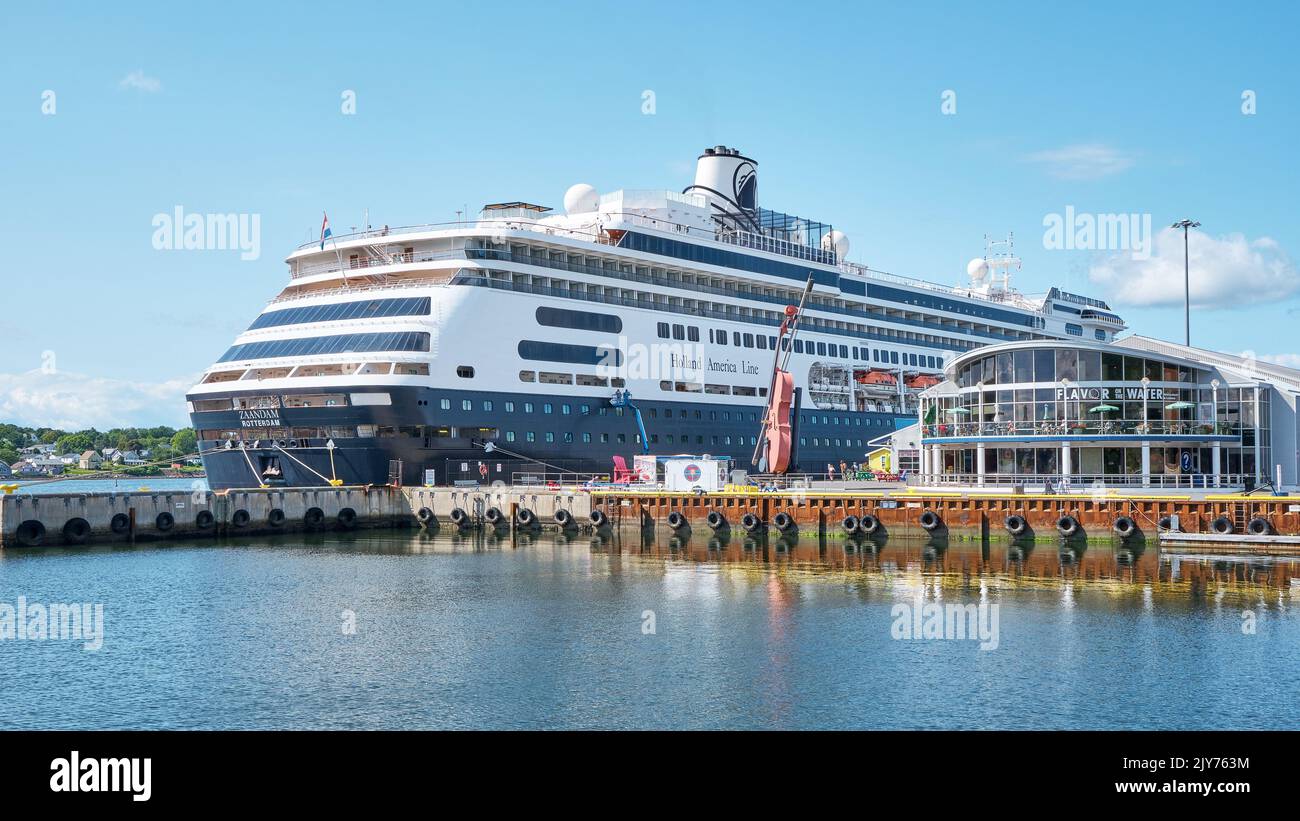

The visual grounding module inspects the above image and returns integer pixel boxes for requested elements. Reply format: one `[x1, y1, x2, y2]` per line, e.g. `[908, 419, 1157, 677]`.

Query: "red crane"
[752, 276, 814, 474]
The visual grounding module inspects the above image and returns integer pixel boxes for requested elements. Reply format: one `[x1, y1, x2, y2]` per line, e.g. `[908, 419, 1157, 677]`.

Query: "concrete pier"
[0, 485, 595, 548]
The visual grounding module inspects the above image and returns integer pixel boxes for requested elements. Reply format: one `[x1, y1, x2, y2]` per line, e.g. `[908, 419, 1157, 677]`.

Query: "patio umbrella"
[1088, 404, 1119, 413]
[1166, 401, 1196, 410]
[945, 407, 971, 415]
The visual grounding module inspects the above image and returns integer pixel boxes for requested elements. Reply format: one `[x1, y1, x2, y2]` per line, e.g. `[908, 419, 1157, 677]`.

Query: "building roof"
[1117, 335, 1300, 392]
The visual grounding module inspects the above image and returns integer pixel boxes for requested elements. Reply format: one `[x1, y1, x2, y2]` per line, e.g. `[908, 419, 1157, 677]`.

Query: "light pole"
[1171, 219, 1200, 346]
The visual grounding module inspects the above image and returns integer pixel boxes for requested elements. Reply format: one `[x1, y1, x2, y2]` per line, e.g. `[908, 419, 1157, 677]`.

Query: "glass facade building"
[919, 341, 1276, 489]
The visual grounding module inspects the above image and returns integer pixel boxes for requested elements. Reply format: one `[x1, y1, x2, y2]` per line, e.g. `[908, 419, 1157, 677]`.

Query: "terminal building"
[916, 336, 1300, 491]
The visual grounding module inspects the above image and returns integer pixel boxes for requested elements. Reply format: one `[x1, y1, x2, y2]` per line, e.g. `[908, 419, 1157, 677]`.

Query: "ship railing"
[267, 276, 461, 304]
[510, 471, 620, 488]
[920, 471, 1250, 490]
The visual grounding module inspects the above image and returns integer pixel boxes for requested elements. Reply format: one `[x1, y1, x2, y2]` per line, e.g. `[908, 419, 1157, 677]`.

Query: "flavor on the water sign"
[1055, 386, 1166, 401]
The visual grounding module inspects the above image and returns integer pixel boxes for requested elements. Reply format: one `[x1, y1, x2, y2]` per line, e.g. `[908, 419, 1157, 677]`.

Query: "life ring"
[666, 511, 689, 530]
[772, 511, 797, 533]
[337, 507, 357, 529]
[62, 518, 91, 545]
[919, 510, 942, 531]
[841, 515, 860, 534]
[554, 508, 573, 528]
[485, 507, 504, 525]
[110, 513, 130, 534]
[195, 510, 215, 530]
[1210, 516, 1233, 535]
[1004, 514, 1028, 537]
[449, 507, 468, 526]
[740, 512, 763, 533]
[16, 520, 45, 547]
[1247, 517, 1271, 536]
[232, 509, 251, 528]
[304, 507, 325, 527]
[1112, 516, 1136, 538]
[516, 508, 536, 528]
[268, 508, 286, 526]
[156, 511, 175, 532]
[1056, 515, 1079, 537]
[416, 507, 434, 524]
[861, 514, 881, 535]
[589, 508, 609, 528]
[705, 510, 728, 531]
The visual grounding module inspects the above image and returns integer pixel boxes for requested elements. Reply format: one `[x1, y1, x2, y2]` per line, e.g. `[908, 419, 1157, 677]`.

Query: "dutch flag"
[320, 211, 332, 249]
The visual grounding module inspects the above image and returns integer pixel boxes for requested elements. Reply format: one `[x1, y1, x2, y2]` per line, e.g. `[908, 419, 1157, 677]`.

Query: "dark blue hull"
[191, 385, 909, 489]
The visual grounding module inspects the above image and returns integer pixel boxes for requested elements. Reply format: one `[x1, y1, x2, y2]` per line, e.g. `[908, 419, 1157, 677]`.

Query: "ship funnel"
[686, 145, 757, 213]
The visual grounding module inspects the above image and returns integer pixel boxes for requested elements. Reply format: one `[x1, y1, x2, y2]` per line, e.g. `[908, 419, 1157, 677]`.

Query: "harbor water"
[0, 527, 1296, 730]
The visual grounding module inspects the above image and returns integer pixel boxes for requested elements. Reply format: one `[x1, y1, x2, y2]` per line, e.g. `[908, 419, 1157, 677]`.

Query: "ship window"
[687, 327, 700, 342]
[248, 297, 431, 330]
[545, 432, 555, 443]
[734, 386, 757, 396]
[524, 402, 533, 412]
[535, 306, 623, 333]
[743, 333, 754, 347]
[794, 340, 804, 353]
[732, 332, 741, 346]
[582, 433, 591, 442]
[817, 342, 827, 356]
[538, 372, 573, 385]
[219, 331, 430, 362]
[562, 404, 571, 414]
[202, 370, 245, 384]
[394, 363, 428, 375]
[440, 399, 451, 410]
[672, 324, 685, 340]
[483, 401, 493, 411]
[716, 328, 727, 345]
[660, 380, 673, 391]
[611, 377, 625, 387]
[657, 322, 669, 338]
[462, 400, 472, 411]
[457, 366, 475, 378]
[192, 398, 234, 412]
[576, 374, 608, 387]
[526, 432, 535, 442]
[506, 431, 516, 442]
[543, 403, 553, 414]
[519, 370, 536, 382]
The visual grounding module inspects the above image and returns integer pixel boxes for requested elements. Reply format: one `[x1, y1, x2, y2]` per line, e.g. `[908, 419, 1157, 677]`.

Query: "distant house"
[121, 450, 148, 466]
[79, 450, 103, 470]
[102, 447, 120, 461]
[14, 458, 62, 476]
[21, 443, 57, 457]
[0, 461, 11, 479]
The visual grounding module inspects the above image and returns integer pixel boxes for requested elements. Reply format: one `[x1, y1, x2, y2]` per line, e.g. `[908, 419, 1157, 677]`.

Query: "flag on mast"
[320, 212, 332, 249]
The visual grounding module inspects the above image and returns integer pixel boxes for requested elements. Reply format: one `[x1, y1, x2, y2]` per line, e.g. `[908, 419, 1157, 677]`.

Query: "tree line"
[0, 423, 198, 468]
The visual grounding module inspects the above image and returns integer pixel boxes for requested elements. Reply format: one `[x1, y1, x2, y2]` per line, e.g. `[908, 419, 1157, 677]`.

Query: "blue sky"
[3, 1, 1299, 428]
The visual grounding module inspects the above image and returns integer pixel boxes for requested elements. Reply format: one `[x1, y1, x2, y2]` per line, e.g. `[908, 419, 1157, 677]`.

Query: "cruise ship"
[187, 145, 1126, 489]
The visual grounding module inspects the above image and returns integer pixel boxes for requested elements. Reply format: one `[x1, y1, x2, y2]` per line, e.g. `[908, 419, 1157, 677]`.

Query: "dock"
[3, 483, 1298, 549]
[0, 485, 593, 548]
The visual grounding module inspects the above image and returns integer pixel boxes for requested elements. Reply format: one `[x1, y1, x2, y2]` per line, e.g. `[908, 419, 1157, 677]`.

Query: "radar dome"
[821, 230, 850, 260]
[563, 183, 599, 214]
[967, 257, 989, 283]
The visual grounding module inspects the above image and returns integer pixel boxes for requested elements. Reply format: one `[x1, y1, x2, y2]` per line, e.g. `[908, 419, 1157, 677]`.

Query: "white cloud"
[1256, 353, 1300, 369]
[119, 69, 162, 93]
[0, 369, 195, 430]
[1025, 143, 1135, 180]
[1088, 227, 1299, 308]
